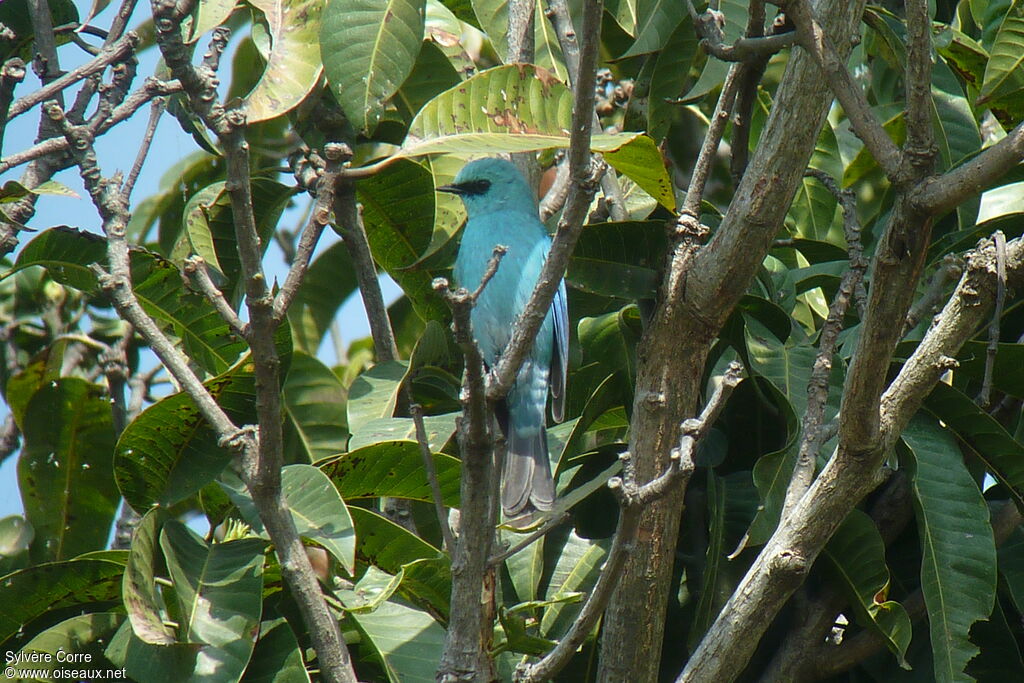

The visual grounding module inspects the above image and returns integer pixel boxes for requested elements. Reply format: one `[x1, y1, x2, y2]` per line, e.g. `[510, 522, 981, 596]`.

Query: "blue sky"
[0, 1, 399, 522]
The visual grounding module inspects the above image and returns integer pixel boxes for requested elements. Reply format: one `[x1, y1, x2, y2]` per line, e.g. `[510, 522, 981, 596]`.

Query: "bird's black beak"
[436, 184, 464, 195]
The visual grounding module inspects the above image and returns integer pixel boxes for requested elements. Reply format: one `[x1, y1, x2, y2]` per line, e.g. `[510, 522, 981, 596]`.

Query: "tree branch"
[149, 2, 357, 679]
[435, 273, 499, 682]
[0, 58, 27, 155]
[783, 174, 863, 516]
[8, 32, 139, 121]
[333, 180, 400, 363]
[520, 362, 743, 682]
[412, 403, 457, 553]
[901, 0, 935, 177]
[912, 120, 1024, 215]
[979, 230, 1007, 407]
[183, 256, 247, 336]
[787, 0, 901, 181]
[545, 0, 627, 221]
[273, 144, 348, 324]
[0, 77, 182, 176]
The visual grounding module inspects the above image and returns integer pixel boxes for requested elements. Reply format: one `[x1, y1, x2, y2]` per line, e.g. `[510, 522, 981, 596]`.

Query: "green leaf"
[320, 0, 426, 133]
[243, 617, 311, 683]
[3, 226, 108, 292]
[123, 509, 176, 645]
[953, 341, 1024, 399]
[503, 523, 544, 603]
[172, 178, 294, 308]
[245, 0, 326, 122]
[115, 354, 260, 511]
[786, 121, 844, 241]
[568, 221, 667, 300]
[283, 351, 350, 461]
[354, 160, 449, 322]
[347, 412, 458, 451]
[578, 305, 642, 405]
[132, 251, 249, 376]
[347, 360, 410, 433]
[648, 16, 700, 140]
[160, 521, 265, 680]
[345, 599, 445, 682]
[470, 0, 508, 58]
[540, 531, 609, 638]
[224, 464, 356, 575]
[18, 379, 119, 564]
[104, 621, 200, 683]
[349, 507, 450, 617]
[688, 469, 726, 651]
[822, 510, 912, 666]
[185, 0, 237, 42]
[903, 416, 997, 683]
[923, 381, 1024, 510]
[533, 0, 568, 81]
[338, 565, 404, 613]
[979, 0, 1024, 107]
[0, 559, 124, 648]
[319, 441, 461, 506]
[9, 612, 124, 681]
[603, 135, 675, 211]
[935, 25, 989, 93]
[620, 0, 687, 58]
[4, 341, 66, 431]
[999, 527, 1024, 615]
[287, 240, 358, 354]
[393, 39, 462, 124]
[401, 63, 640, 157]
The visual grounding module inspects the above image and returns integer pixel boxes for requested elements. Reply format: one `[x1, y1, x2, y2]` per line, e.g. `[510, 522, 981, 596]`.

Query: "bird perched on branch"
[439, 157, 569, 519]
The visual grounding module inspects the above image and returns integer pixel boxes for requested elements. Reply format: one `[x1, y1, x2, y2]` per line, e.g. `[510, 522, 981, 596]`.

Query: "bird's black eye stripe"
[461, 179, 491, 195]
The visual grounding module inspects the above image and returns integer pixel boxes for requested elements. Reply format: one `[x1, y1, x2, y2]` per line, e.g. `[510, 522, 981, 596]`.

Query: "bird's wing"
[550, 279, 569, 422]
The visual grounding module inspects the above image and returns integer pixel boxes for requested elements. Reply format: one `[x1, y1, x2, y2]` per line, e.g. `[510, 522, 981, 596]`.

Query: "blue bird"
[439, 158, 569, 518]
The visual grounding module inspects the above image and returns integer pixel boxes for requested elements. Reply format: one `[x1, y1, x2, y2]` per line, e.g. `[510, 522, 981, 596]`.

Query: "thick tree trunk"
[597, 1, 866, 678]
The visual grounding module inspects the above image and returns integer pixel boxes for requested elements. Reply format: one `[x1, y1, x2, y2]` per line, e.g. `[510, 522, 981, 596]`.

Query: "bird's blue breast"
[454, 208, 554, 367]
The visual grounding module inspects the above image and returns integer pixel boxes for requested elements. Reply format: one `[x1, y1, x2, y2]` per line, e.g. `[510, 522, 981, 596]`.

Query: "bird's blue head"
[437, 157, 537, 218]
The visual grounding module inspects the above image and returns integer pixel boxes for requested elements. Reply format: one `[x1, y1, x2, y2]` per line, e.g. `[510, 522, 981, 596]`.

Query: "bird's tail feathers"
[502, 425, 555, 517]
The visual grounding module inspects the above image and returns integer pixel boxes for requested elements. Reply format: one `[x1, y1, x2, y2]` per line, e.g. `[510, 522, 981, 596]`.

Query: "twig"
[487, 511, 570, 566]
[703, 32, 796, 61]
[123, 97, 166, 200]
[786, 0, 901, 181]
[7, 32, 140, 121]
[272, 144, 348, 323]
[979, 230, 1007, 407]
[28, 0, 62, 87]
[488, 0, 604, 402]
[0, 58, 27, 155]
[183, 257, 247, 336]
[0, 78, 183, 175]
[545, 0, 627, 221]
[782, 259, 860, 515]
[902, 254, 963, 336]
[412, 404, 457, 553]
[681, 63, 743, 219]
[538, 156, 570, 221]
[518, 362, 743, 682]
[783, 170, 867, 514]
[333, 181, 400, 363]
